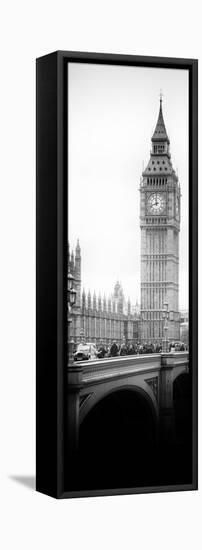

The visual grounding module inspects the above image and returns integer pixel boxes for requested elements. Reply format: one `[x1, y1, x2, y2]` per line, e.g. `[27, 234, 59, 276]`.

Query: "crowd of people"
[97, 341, 162, 358]
[97, 340, 187, 358]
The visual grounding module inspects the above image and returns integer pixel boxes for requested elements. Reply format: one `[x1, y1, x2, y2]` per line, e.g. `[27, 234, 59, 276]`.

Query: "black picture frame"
[36, 51, 198, 499]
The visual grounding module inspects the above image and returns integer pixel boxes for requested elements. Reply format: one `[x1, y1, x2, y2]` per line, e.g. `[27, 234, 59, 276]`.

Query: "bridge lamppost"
[67, 266, 76, 364]
[79, 327, 86, 345]
[162, 301, 169, 353]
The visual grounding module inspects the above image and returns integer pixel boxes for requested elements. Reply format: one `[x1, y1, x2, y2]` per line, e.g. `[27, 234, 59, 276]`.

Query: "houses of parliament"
[69, 96, 181, 347]
[68, 240, 140, 347]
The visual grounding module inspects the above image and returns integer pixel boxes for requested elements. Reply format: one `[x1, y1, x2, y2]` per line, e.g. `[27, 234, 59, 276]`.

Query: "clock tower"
[140, 97, 181, 343]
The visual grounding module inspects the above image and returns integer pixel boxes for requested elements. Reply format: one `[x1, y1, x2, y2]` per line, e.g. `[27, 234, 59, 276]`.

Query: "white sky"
[68, 63, 189, 310]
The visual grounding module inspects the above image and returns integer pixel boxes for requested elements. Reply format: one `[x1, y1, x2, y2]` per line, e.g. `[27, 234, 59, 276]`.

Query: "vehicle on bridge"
[169, 341, 186, 352]
[73, 342, 98, 361]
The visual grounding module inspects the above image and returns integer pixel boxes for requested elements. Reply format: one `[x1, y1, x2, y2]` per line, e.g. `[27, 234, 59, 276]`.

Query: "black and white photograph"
[66, 61, 194, 493]
[1, 0, 201, 543]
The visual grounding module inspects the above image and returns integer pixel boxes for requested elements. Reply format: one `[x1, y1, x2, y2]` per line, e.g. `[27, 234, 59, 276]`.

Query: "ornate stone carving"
[146, 376, 159, 402]
[79, 393, 93, 408]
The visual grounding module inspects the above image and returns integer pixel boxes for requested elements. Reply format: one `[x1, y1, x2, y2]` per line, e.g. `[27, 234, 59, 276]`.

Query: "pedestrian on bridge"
[110, 341, 119, 357]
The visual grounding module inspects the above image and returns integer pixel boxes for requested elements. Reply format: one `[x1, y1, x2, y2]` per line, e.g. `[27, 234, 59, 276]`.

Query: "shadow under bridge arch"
[78, 386, 159, 491]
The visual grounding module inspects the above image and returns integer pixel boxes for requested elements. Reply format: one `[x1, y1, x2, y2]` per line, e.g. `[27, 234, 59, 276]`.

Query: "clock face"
[147, 193, 166, 214]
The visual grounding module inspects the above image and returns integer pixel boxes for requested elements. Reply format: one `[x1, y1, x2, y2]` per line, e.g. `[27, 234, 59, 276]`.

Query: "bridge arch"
[78, 386, 159, 489]
[80, 380, 158, 425]
[173, 372, 191, 432]
[172, 370, 192, 483]
[173, 363, 189, 383]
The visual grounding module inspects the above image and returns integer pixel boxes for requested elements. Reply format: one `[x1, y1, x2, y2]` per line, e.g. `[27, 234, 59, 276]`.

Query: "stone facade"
[69, 242, 140, 347]
[140, 97, 181, 342]
[180, 310, 189, 346]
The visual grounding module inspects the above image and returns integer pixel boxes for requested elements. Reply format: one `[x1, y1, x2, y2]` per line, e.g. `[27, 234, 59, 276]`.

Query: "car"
[73, 342, 98, 361]
[169, 341, 185, 352]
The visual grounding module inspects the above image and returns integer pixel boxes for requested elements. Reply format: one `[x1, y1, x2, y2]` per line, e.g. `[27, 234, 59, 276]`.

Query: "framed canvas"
[36, 51, 198, 498]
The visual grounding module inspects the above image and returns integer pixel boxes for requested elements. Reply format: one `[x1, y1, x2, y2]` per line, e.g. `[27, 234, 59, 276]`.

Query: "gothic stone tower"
[69, 239, 81, 343]
[140, 97, 181, 343]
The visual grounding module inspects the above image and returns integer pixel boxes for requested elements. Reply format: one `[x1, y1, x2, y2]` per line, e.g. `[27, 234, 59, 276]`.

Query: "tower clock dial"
[147, 193, 166, 214]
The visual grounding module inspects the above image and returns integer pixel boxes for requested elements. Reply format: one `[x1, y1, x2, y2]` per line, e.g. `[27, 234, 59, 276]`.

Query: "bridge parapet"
[161, 351, 189, 367]
[67, 352, 189, 389]
[81, 354, 162, 385]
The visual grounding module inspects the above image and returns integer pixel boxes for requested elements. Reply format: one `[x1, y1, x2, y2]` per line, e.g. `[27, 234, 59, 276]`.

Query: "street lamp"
[79, 328, 85, 345]
[162, 301, 169, 353]
[67, 266, 76, 364]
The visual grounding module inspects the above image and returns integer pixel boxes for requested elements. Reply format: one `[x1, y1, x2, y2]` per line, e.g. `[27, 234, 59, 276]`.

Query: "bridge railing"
[76, 351, 188, 371]
[69, 352, 189, 387]
[79, 353, 162, 380]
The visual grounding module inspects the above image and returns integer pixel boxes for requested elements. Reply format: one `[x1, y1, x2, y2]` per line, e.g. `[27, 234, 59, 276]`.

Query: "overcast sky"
[68, 63, 188, 310]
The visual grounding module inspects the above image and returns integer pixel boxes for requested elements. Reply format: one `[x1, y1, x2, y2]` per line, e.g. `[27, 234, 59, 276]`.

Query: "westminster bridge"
[67, 352, 191, 490]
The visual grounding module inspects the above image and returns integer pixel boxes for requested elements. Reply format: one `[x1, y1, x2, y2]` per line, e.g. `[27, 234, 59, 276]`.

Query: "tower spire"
[75, 238, 81, 257]
[159, 89, 163, 104]
[152, 94, 169, 144]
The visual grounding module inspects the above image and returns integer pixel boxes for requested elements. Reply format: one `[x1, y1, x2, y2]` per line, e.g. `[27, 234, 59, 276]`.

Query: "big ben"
[140, 96, 181, 343]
